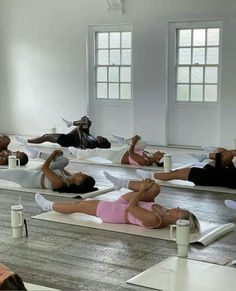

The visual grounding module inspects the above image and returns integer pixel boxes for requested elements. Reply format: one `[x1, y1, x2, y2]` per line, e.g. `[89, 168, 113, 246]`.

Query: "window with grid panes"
[176, 27, 220, 102]
[96, 31, 132, 100]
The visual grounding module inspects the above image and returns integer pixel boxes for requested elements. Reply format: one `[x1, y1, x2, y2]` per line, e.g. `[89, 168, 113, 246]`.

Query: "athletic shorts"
[189, 164, 236, 188]
[188, 164, 220, 186]
[96, 198, 127, 224]
[57, 134, 81, 147]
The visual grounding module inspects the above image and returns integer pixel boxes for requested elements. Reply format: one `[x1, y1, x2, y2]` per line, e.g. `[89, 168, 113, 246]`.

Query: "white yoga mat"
[127, 256, 236, 291]
[27, 142, 61, 148]
[158, 179, 236, 194]
[24, 282, 60, 290]
[32, 189, 235, 246]
[0, 178, 114, 199]
[0, 160, 43, 170]
[0, 160, 114, 198]
[69, 156, 194, 171]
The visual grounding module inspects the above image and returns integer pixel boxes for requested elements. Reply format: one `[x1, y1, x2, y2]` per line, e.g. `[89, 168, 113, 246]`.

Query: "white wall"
[0, 0, 236, 147]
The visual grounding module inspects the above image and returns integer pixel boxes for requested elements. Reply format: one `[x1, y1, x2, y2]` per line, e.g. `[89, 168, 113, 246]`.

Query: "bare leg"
[67, 128, 80, 135]
[28, 134, 61, 144]
[121, 182, 160, 202]
[154, 168, 191, 181]
[52, 200, 100, 215]
[208, 150, 235, 168]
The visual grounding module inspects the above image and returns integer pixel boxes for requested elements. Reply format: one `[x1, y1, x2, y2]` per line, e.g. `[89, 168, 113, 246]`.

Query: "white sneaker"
[189, 153, 207, 162]
[136, 169, 152, 179]
[224, 200, 236, 211]
[35, 193, 53, 211]
[202, 146, 217, 153]
[15, 135, 27, 145]
[111, 134, 124, 144]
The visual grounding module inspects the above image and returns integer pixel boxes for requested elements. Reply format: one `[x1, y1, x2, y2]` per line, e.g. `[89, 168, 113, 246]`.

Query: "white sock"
[62, 117, 73, 128]
[15, 135, 27, 146]
[202, 146, 218, 153]
[224, 200, 236, 211]
[111, 134, 125, 144]
[103, 171, 129, 190]
[123, 138, 148, 150]
[136, 169, 154, 179]
[25, 145, 40, 159]
[68, 146, 78, 157]
[35, 193, 53, 211]
[189, 153, 209, 162]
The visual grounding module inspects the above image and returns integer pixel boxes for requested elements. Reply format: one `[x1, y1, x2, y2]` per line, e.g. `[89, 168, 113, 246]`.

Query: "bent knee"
[151, 182, 160, 194]
[222, 151, 234, 160]
[221, 151, 234, 166]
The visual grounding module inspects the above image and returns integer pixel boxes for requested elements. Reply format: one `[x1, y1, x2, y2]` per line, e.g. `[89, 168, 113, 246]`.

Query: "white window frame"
[88, 25, 133, 102]
[168, 21, 223, 104]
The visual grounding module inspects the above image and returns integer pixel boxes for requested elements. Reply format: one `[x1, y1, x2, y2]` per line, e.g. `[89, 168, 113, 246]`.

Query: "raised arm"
[126, 179, 160, 227]
[0, 151, 10, 165]
[41, 150, 68, 190]
[128, 135, 151, 166]
[0, 156, 7, 165]
[208, 148, 236, 168]
[72, 116, 91, 130]
[40, 151, 69, 170]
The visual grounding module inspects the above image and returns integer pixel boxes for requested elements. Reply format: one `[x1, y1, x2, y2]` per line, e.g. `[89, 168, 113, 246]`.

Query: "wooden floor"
[1, 156, 236, 290]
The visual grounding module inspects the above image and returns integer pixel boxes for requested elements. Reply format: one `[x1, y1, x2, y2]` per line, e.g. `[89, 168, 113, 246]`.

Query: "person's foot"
[15, 135, 27, 145]
[202, 146, 218, 153]
[62, 117, 73, 128]
[189, 153, 208, 162]
[111, 134, 125, 144]
[25, 146, 40, 159]
[136, 169, 153, 179]
[68, 146, 78, 157]
[35, 193, 53, 211]
[224, 200, 236, 211]
[103, 171, 127, 190]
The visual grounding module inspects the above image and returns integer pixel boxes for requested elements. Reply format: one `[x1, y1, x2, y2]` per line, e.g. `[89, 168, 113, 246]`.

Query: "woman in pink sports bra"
[35, 176, 200, 232]
[68, 135, 165, 166]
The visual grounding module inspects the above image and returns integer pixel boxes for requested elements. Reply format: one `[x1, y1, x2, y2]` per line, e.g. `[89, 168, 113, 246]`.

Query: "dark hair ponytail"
[56, 176, 98, 194]
[19, 153, 29, 166]
[0, 273, 27, 290]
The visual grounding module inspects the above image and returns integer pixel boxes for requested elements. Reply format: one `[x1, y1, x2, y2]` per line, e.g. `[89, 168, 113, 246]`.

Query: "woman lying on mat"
[0, 150, 29, 166]
[0, 134, 11, 151]
[35, 174, 200, 232]
[112, 133, 148, 150]
[15, 115, 111, 149]
[136, 148, 236, 189]
[0, 135, 29, 166]
[0, 263, 27, 290]
[0, 147, 97, 194]
[69, 135, 165, 166]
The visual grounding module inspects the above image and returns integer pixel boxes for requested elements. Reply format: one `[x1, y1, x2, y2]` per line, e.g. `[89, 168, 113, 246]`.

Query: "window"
[95, 30, 132, 100]
[175, 27, 221, 102]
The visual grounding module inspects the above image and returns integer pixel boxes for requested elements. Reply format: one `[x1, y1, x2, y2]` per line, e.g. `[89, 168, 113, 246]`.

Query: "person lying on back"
[16, 115, 111, 149]
[0, 135, 28, 166]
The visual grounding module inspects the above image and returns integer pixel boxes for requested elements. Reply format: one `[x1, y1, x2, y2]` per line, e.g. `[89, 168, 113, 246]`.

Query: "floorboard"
[1, 146, 236, 290]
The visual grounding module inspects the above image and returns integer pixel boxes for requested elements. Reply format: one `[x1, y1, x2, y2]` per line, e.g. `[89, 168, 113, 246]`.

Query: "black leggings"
[189, 153, 236, 188]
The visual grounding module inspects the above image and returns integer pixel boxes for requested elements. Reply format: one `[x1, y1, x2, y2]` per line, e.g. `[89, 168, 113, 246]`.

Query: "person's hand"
[51, 150, 63, 158]
[79, 115, 90, 124]
[140, 179, 154, 192]
[153, 151, 165, 162]
[216, 147, 227, 153]
[132, 135, 141, 145]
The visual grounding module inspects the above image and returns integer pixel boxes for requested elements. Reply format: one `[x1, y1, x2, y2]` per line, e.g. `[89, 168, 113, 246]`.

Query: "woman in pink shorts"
[69, 135, 165, 167]
[35, 174, 200, 232]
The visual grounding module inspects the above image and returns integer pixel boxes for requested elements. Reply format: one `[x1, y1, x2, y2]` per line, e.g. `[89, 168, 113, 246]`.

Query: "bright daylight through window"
[95, 31, 132, 100]
[176, 28, 220, 102]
